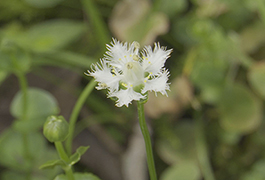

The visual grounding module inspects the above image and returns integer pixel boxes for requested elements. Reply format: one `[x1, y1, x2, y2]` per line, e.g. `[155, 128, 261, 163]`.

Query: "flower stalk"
[137, 101, 157, 180]
[66, 80, 96, 155]
[55, 141, 75, 180]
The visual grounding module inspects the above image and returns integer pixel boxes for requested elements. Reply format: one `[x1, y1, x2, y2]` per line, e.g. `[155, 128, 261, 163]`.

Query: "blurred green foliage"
[0, 0, 265, 180]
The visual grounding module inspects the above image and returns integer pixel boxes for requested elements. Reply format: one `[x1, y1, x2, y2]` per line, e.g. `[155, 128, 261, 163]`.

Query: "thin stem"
[195, 114, 216, 180]
[55, 142, 75, 180]
[81, 0, 109, 51]
[66, 80, 96, 155]
[16, 72, 32, 179]
[137, 101, 157, 180]
[16, 72, 28, 121]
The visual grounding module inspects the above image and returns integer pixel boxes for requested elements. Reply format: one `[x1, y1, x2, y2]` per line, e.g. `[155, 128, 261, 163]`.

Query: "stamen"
[134, 42, 140, 49]
[122, 83, 128, 87]
[100, 83, 108, 88]
[133, 55, 139, 61]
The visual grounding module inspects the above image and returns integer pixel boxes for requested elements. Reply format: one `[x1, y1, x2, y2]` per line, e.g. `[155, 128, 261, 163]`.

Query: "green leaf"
[0, 130, 45, 171]
[160, 161, 201, 180]
[18, 20, 85, 52]
[1, 170, 55, 180]
[0, 47, 31, 73]
[37, 50, 96, 69]
[39, 159, 66, 170]
[69, 146, 90, 165]
[54, 173, 101, 180]
[239, 22, 265, 54]
[157, 121, 196, 164]
[218, 84, 262, 134]
[12, 118, 45, 133]
[10, 88, 59, 120]
[158, 0, 187, 17]
[23, 0, 64, 8]
[248, 61, 265, 99]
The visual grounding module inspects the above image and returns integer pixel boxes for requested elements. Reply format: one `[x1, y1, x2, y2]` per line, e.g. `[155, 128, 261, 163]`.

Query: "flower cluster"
[86, 38, 172, 107]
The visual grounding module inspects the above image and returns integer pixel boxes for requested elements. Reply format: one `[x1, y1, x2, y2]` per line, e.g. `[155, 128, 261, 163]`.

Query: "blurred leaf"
[248, 61, 265, 99]
[195, 0, 228, 18]
[0, 0, 42, 21]
[187, 47, 228, 104]
[36, 50, 96, 69]
[157, 121, 197, 164]
[0, 47, 31, 73]
[1, 170, 48, 180]
[0, 129, 59, 178]
[145, 76, 193, 118]
[1, 171, 26, 180]
[160, 161, 201, 180]
[23, 0, 64, 8]
[39, 159, 66, 170]
[10, 88, 59, 120]
[158, 0, 187, 18]
[216, 1, 253, 31]
[12, 119, 46, 133]
[0, 130, 44, 170]
[241, 160, 265, 180]
[110, 0, 169, 45]
[219, 84, 262, 134]
[69, 146, 90, 165]
[240, 22, 265, 54]
[18, 20, 85, 52]
[54, 173, 101, 180]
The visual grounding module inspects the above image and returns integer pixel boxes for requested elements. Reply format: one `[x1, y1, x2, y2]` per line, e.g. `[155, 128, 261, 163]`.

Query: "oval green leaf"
[19, 20, 85, 52]
[218, 84, 262, 134]
[10, 88, 59, 120]
[160, 161, 201, 180]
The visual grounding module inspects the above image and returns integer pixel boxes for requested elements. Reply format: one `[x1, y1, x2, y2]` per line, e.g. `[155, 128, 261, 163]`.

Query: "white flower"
[86, 38, 172, 107]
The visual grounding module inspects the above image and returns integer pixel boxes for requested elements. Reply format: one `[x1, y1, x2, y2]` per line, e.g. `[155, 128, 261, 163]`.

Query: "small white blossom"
[86, 38, 172, 107]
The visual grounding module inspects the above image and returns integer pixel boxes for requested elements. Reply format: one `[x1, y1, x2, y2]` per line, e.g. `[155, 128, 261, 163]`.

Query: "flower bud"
[43, 116, 69, 143]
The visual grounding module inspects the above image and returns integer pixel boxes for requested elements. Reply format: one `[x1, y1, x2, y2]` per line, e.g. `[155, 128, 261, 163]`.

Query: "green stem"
[81, 0, 109, 50]
[195, 115, 215, 180]
[16, 72, 28, 121]
[16, 72, 32, 179]
[55, 142, 75, 180]
[66, 80, 96, 155]
[137, 101, 157, 180]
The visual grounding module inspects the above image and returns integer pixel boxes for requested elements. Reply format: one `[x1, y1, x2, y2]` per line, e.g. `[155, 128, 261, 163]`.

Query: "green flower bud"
[43, 116, 69, 143]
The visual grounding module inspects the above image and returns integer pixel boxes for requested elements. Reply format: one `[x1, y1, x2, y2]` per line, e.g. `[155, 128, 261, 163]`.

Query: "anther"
[133, 55, 139, 61]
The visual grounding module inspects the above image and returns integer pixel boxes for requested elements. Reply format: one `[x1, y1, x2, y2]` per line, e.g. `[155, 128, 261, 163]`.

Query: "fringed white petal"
[142, 43, 172, 75]
[87, 59, 120, 92]
[142, 69, 170, 96]
[105, 38, 136, 69]
[109, 88, 145, 107]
